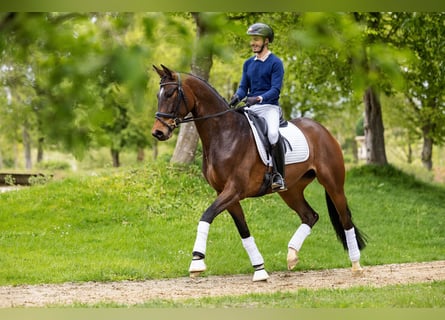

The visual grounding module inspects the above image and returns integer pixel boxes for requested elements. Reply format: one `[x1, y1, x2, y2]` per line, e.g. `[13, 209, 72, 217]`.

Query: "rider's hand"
[229, 94, 240, 107]
[246, 96, 260, 107]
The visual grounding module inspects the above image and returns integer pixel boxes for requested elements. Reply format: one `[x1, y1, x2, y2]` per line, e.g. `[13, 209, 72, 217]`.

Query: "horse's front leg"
[188, 190, 240, 278]
[228, 202, 269, 282]
[188, 220, 210, 276]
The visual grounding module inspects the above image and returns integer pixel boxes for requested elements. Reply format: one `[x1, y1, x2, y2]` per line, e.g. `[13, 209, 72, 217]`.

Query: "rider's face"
[250, 36, 268, 54]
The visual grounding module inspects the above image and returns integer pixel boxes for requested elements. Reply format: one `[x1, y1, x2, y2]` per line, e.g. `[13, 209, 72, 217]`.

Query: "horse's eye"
[164, 88, 175, 98]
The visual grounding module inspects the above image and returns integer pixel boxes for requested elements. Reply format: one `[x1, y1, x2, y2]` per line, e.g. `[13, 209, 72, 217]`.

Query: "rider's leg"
[249, 104, 286, 191]
[271, 140, 286, 191]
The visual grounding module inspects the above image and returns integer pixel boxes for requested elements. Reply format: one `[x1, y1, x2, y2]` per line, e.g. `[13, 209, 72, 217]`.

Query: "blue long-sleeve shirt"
[235, 53, 284, 105]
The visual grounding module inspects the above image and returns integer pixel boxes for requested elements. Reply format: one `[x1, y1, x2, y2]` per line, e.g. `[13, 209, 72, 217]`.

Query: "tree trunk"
[152, 139, 158, 160]
[111, 149, 120, 167]
[421, 125, 433, 170]
[23, 122, 32, 169]
[13, 142, 18, 168]
[407, 142, 412, 164]
[170, 12, 213, 164]
[170, 122, 199, 164]
[37, 137, 44, 163]
[137, 147, 144, 162]
[363, 87, 388, 165]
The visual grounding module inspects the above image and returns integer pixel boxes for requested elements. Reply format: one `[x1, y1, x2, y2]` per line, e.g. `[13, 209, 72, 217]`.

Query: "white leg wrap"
[192, 221, 210, 256]
[242, 236, 264, 267]
[345, 227, 360, 262]
[288, 223, 311, 251]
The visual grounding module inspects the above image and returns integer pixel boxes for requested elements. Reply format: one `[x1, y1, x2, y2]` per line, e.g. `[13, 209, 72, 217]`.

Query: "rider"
[229, 22, 287, 192]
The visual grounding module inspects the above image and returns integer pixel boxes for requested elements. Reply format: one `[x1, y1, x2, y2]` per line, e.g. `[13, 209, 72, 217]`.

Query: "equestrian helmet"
[247, 23, 274, 43]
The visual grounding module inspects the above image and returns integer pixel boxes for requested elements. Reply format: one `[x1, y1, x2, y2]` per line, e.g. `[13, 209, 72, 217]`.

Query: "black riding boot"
[271, 142, 287, 192]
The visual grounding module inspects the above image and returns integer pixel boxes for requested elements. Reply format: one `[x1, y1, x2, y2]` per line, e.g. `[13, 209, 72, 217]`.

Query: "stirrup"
[271, 174, 287, 192]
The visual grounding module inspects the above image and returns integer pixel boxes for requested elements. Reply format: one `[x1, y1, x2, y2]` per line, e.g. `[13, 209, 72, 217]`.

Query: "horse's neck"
[193, 98, 232, 146]
[188, 79, 246, 152]
[190, 81, 228, 119]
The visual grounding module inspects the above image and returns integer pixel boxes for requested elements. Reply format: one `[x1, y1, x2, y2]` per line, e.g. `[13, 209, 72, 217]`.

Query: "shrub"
[36, 160, 71, 171]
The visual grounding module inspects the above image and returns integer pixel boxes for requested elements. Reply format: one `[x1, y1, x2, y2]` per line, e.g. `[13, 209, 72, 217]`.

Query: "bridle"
[155, 72, 234, 131]
[154, 72, 188, 131]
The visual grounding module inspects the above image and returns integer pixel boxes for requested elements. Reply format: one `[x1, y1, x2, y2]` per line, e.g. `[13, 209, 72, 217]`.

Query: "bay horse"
[151, 65, 366, 281]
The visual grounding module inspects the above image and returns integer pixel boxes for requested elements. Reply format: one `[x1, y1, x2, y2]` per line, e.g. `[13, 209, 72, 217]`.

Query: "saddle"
[235, 107, 289, 154]
[235, 107, 291, 196]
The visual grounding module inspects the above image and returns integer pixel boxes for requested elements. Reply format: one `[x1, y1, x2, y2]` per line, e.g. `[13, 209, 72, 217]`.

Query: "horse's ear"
[160, 64, 174, 79]
[153, 64, 174, 80]
[153, 65, 164, 78]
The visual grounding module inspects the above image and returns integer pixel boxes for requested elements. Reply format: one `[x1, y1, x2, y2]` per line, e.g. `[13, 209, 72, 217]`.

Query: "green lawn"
[0, 161, 444, 306]
[133, 281, 445, 308]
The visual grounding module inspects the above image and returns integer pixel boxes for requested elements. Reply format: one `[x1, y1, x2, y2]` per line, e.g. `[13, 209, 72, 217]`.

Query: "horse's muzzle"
[152, 129, 170, 141]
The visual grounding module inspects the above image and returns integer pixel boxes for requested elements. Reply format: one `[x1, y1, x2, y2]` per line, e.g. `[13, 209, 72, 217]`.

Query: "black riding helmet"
[247, 23, 274, 43]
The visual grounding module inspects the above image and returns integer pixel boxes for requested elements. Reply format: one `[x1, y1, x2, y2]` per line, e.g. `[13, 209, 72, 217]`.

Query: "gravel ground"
[0, 260, 443, 307]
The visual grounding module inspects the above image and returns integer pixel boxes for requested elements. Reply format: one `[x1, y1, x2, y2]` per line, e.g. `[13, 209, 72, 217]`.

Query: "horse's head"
[152, 65, 193, 141]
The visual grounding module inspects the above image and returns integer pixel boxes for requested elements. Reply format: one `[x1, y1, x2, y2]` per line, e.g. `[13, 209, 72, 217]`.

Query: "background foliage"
[0, 12, 444, 175]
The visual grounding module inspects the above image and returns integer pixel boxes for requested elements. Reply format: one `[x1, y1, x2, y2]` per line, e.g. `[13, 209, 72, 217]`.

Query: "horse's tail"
[325, 191, 367, 250]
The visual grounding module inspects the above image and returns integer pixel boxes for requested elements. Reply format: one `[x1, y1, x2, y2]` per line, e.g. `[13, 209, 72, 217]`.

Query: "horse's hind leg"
[326, 191, 365, 275]
[228, 202, 269, 282]
[279, 176, 319, 270]
[318, 169, 366, 276]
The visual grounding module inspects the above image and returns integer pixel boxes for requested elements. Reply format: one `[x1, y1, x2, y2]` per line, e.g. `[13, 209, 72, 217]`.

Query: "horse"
[151, 65, 366, 282]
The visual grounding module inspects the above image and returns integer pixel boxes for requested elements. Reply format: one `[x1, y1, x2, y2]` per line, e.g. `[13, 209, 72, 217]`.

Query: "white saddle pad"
[245, 113, 310, 166]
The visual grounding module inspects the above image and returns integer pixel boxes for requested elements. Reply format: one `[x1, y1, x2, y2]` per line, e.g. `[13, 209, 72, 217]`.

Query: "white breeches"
[249, 104, 281, 145]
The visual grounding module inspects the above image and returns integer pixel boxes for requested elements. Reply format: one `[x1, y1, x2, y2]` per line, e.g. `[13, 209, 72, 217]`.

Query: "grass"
[0, 161, 444, 306]
[125, 281, 445, 308]
[61, 281, 445, 308]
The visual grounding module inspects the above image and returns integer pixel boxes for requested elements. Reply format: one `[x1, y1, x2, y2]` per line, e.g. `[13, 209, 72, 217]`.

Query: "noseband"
[155, 72, 234, 130]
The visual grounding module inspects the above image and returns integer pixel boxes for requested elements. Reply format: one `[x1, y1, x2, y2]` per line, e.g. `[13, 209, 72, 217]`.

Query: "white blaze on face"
[159, 87, 164, 98]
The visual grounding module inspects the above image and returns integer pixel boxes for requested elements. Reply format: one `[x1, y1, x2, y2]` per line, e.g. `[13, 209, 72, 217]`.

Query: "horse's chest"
[203, 163, 227, 190]
[202, 145, 238, 189]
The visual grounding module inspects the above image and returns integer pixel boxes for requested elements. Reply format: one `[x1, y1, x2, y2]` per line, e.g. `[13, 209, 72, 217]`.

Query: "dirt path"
[1, 260, 444, 307]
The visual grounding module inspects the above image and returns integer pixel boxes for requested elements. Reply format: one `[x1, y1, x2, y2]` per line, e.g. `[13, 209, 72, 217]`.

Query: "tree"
[395, 13, 445, 170]
[290, 12, 416, 165]
[93, 13, 152, 167]
[0, 53, 42, 169]
[0, 13, 154, 167]
[0, 13, 102, 162]
[170, 13, 228, 164]
[1, 12, 442, 171]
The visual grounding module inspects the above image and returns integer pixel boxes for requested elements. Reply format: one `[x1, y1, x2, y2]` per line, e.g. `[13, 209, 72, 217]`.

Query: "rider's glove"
[229, 94, 240, 107]
[246, 96, 261, 107]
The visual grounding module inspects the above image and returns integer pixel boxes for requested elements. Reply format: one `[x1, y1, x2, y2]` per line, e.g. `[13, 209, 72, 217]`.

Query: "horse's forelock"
[160, 74, 171, 83]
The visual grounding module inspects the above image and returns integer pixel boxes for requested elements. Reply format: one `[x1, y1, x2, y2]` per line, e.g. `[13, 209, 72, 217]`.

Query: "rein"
[155, 72, 234, 129]
[179, 109, 234, 123]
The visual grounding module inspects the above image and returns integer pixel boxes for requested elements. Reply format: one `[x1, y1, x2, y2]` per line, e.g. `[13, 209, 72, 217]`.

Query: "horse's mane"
[181, 71, 231, 109]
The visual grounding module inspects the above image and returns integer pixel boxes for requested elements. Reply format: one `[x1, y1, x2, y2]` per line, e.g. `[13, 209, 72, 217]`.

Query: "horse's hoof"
[351, 261, 364, 277]
[287, 248, 299, 270]
[253, 269, 269, 282]
[189, 258, 206, 274]
[352, 268, 364, 277]
[189, 271, 203, 278]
